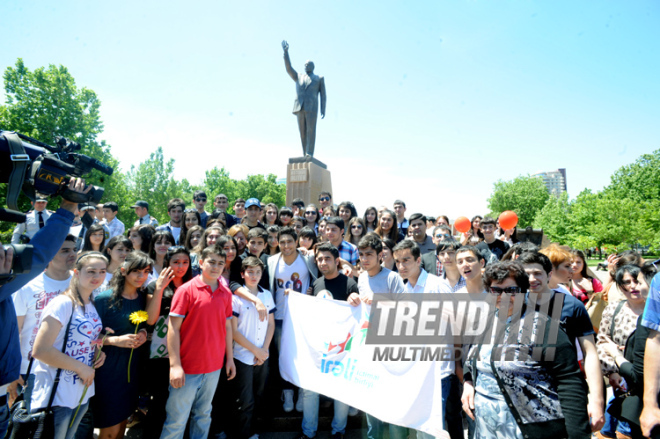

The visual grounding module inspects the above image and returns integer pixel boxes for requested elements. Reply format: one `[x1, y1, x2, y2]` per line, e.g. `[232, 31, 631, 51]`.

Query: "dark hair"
[184, 225, 204, 251]
[315, 242, 340, 260]
[457, 245, 485, 262]
[480, 216, 496, 228]
[436, 215, 450, 225]
[103, 201, 118, 212]
[569, 249, 591, 279]
[292, 198, 305, 208]
[304, 204, 320, 227]
[266, 225, 280, 254]
[363, 206, 378, 230]
[193, 190, 207, 200]
[210, 209, 228, 226]
[63, 234, 76, 244]
[103, 235, 133, 264]
[501, 241, 539, 261]
[432, 225, 452, 237]
[641, 262, 658, 284]
[162, 247, 193, 298]
[483, 261, 530, 291]
[358, 233, 383, 253]
[393, 239, 421, 260]
[297, 227, 317, 248]
[264, 203, 281, 226]
[215, 193, 228, 202]
[149, 230, 175, 260]
[612, 250, 643, 277]
[337, 202, 357, 221]
[427, 216, 436, 224]
[67, 252, 109, 310]
[374, 209, 400, 242]
[325, 216, 345, 231]
[108, 251, 153, 309]
[181, 210, 202, 242]
[615, 264, 642, 289]
[216, 235, 238, 261]
[167, 198, 185, 212]
[234, 198, 246, 205]
[319, 191, 332, 200]
[201, 244, 226, 261]
[82, 224, 107, 253]
[470, 215, 484, 240]
[517, 251, 554, 275]
[279, 206, 294, 218]
[409, 213, 426, 224]
[135, 224, 156, 253]
[345, 217, 367, 245]
[248, 227, 268, 242]
[291, 216, 305, 227]
[393, 200, 406, 208]
[193, 226, 224, 254]
[278, 226, 297, 242]
[435, 239, 461, 255]
[382, 237, 396, 253]
[241, 256, 265, 273]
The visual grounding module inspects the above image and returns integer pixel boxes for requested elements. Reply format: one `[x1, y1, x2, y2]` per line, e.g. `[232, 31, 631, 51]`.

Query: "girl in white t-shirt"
[30, 252, 108, 439]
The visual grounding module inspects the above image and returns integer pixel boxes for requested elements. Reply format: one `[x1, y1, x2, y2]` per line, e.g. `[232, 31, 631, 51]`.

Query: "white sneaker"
[282, 389, 294, 412]
[348, 406, 359, 416]
[296, 393, 304, 412]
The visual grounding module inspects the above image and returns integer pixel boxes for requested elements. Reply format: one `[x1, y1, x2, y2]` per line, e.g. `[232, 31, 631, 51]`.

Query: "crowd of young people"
[7, 189, 660, 439]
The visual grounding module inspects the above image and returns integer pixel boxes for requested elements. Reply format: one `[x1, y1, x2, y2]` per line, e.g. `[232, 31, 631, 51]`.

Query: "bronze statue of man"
[282, 40, 326, 158]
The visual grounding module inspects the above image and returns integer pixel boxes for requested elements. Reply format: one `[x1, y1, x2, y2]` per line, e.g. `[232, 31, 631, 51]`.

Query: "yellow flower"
[129, 310, 149, 325]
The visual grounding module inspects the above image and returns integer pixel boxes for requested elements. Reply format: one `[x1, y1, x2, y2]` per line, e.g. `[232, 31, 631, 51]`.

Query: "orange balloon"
[454, 216, 471, 233]
[499, 211, 519, 230]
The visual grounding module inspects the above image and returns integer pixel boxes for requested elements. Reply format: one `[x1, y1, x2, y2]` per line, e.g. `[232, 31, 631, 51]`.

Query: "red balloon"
[454, 216, 471, 233]
[499, 211, 519, 230]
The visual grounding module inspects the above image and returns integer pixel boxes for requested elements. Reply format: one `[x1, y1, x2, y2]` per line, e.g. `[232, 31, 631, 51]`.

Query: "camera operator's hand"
[60, 177, 92, 213]
[0, 240, 14, 274]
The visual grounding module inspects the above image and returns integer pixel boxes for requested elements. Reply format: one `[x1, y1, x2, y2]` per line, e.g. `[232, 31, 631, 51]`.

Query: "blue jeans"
[601, 394, 632, 437]
[301, 388, 349, 437]
[52, 402, 89, 439]
[160, 369, 221, 439]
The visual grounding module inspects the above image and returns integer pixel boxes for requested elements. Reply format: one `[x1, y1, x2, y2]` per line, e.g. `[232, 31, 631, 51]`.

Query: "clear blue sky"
[2, 1, 659, 220]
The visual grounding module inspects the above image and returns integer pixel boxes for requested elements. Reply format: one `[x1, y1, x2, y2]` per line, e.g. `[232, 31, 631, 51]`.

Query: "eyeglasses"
[195, 198, 207, 202]
[489, 286, 522, 295]
[435, 234, 451, 239]
[319, 197, 330, 202]
[351, 225, 363, 229]
[280, 212, 292, 217]
[305, 211, 317, 215]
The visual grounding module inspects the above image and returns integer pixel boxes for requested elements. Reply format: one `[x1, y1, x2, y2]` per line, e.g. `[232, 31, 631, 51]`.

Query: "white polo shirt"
[403, 269, 455, 378]
[232, 286, 276, 366]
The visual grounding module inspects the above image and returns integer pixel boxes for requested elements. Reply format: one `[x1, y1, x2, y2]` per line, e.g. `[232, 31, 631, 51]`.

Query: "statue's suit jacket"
[284, 52, 326, 116]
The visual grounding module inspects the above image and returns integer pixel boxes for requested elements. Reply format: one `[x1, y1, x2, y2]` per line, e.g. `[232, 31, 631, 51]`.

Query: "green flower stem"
[127, 324, 139, 383]
[70, 334, 108, 427]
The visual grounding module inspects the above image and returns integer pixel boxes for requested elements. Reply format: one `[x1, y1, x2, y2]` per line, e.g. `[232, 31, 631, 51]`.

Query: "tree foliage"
[487, 175, 549, 227]
[203, 167, 286, 215]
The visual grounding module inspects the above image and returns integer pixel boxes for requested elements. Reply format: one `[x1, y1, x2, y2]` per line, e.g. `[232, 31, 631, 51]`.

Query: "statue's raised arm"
[282, 40, 298, 82]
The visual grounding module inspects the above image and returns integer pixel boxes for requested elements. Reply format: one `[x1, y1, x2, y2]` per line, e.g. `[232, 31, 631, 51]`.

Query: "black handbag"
[5, 307, 74, 439]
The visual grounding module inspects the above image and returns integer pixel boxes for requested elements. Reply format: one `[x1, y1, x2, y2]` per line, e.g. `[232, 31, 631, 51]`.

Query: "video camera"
[0, 130, 113, 280]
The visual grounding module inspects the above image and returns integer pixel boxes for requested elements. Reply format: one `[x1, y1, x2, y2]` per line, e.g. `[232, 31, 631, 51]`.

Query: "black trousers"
[230, 359, 269, 439]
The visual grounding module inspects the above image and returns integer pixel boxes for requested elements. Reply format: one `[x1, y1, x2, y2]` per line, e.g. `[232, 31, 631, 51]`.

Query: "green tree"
[607, 149, 660, 202]
[487, 175, 550, 227]
[125, 147, 197, 225]
[533, 192, 574, 245]
[203, 168, 285, 215]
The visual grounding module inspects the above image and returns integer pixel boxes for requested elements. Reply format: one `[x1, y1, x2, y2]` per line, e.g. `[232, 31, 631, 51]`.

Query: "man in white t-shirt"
[8, 234, 77, 408]
[266, 226, 318, 412]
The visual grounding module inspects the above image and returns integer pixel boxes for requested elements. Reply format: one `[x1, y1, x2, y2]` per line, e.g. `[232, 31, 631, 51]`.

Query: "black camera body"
[0, 130, 113, 277]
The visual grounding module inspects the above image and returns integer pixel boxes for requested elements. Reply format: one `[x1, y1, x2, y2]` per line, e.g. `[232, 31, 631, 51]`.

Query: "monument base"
[286, 157, 332, 207]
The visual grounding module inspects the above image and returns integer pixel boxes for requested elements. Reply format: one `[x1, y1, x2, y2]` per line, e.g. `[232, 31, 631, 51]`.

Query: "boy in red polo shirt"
[161, 244, 237, 439]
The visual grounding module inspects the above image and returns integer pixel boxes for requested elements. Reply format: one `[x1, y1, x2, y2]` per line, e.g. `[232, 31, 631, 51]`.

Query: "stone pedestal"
[286, 157, 332, 207]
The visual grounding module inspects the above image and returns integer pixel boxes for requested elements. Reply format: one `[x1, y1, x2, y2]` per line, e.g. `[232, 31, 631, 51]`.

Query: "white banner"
[280, 292, 445, 436]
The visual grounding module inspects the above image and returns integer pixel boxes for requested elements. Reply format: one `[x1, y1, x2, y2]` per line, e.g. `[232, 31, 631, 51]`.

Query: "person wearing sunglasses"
[303, 204, 320, 233]
[317, 191, 333, 209]
[193, 190, 209, 228]
[462, 260, 591, 439]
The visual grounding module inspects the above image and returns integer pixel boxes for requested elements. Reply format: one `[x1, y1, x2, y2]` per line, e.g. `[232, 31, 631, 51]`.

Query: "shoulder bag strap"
[45, 300, 75, 410]
[610, 300, 627, 341]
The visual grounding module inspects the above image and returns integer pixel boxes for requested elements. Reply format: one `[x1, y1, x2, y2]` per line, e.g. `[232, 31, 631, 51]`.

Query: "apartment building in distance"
[532, 168, 567, 196]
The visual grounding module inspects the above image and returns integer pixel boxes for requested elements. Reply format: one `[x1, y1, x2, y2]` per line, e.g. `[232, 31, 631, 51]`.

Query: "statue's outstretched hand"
[282, 40, 289, 52]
